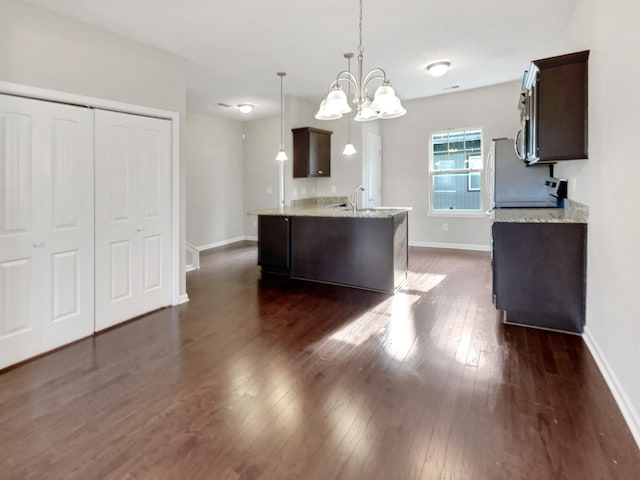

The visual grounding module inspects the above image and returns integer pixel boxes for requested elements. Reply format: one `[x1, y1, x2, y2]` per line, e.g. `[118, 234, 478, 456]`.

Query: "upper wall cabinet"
[292, 127, 332, 178]
[517, 50, 589, 165]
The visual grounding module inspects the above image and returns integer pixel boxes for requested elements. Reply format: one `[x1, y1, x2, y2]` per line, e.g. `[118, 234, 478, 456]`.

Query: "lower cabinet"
[256, 212, 409, 294]
[258, 216, 290, 275]
[492, 221, 587, 333]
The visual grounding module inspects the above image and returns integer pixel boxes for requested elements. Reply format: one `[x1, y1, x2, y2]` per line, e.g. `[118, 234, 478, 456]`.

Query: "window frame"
[428, 128, 485, 216]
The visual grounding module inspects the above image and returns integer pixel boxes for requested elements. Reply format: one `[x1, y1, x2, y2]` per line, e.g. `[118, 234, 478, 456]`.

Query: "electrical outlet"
[266, 187, 272, 194]
[442, 223, 448, 232]
[331, 185, 337, 193]
[252, 220, 257, 227]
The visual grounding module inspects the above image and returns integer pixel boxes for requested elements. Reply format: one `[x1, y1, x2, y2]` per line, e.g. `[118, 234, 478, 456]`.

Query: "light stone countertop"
[248, 205, 412, 219]
[491, 200, 588, 224]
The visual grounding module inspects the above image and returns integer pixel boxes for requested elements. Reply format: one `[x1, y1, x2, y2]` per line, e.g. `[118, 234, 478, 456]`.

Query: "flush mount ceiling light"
[275, 72, 288, 162]
[315, 0, 406, 122]
[426, 61, 451, 77]
[237, 104, 254, 114]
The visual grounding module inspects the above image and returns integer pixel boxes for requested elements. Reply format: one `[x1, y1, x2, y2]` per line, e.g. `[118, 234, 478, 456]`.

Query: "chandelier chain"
[358, 0, 364, 54]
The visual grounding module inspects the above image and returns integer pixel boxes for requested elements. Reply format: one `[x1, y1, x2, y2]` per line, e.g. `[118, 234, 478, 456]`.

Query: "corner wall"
[555, 0, 640, 447]
[185, 113, 245, 249]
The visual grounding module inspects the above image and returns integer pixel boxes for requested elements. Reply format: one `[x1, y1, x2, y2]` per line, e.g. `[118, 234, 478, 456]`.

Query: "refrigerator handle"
[485, 142, 494, 209]
[514, 129, 524, 159]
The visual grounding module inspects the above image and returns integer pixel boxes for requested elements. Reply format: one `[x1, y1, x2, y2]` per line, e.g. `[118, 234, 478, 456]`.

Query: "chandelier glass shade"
[316, 0, 406, 122]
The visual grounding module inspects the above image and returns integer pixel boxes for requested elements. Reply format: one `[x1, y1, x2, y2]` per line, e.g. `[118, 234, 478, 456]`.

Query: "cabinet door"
[0, 94, 94, 369]
[309, 130, 330, 177]
[492, 222, 586, 332]
[534, 51, 589, 162]
[94, 110, 172, 331]
[292, 127, 332, 178]
[258, 216, 290, 274]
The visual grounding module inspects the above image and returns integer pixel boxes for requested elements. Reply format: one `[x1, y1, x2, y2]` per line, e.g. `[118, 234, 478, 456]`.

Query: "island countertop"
[248, 205, 412, 219]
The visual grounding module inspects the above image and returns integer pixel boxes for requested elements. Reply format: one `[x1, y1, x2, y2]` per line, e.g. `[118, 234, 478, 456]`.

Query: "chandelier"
[315, 0, 406, 122]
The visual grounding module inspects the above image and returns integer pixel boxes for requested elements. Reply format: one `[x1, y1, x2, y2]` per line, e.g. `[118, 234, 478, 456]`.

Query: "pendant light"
[315, 0, 406, 122]
[276, 72, 288, 161]
[342, 53, 357, 156]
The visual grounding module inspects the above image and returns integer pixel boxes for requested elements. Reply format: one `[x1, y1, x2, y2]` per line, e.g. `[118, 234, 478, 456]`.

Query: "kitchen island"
[249, 199, 411, 294]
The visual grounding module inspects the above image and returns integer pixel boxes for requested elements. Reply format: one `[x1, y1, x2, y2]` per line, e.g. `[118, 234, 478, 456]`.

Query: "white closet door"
[0, 94, 94, 369]
[94, 110, 171, 331]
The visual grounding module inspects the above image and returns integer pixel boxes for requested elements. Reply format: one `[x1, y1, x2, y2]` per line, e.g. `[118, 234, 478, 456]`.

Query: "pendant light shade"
[276, 72, 288, 162]
[342, 52, 357, 156]
[343, 142, 357, 155]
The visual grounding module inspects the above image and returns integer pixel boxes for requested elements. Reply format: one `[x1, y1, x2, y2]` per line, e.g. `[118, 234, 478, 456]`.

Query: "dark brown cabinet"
[492, 221, 587, 333]
[292, 127, 332, 178]
[519, 50, 589, 164]
[258, 215, 290, 275]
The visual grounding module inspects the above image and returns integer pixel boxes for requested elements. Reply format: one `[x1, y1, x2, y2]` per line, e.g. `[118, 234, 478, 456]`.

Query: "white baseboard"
[185, 265, 198, 272]
[583, 326, 640, 450]
[409, 241, 490, 252]
[196, 236, 247, 251]
[243, 235, 258, 242]
[176, 293, 190, 305]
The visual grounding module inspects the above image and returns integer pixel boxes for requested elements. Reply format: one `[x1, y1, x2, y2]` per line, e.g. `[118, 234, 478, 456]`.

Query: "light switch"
[266, 187, 272, 194]
[331, 185, 337, 193]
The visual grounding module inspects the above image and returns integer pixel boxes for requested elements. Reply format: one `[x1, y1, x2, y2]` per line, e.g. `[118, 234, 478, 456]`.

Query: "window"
[430, 129, 483, 212]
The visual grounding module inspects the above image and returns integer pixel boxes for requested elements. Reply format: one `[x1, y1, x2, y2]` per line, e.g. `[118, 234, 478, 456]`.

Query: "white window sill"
[427, 210, 487, 219]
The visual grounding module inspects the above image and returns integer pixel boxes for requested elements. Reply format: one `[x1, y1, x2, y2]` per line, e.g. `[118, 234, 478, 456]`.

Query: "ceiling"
[21, 0, 579, 120]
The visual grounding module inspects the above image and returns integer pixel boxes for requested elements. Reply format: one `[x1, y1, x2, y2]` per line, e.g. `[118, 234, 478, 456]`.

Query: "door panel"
[52, 250, 79, 321]
[0, 112, 32, 235]
[95, 110, 171, 331]
[142, 129, 161, 218]
[51, 119, 82, 230]
[0, 258, 32, 336]
[110, 240, 132, 302]
[108, 125, 133, 222]
[143, 235, 162, 292]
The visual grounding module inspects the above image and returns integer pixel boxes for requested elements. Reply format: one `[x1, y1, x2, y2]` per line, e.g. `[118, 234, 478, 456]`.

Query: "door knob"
[32, 242, 45, 248]
[136, 227, 145, 232]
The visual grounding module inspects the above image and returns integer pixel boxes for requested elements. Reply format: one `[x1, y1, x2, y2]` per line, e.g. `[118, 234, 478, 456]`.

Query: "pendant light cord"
[347, 56, 352, 142]
[280, 73, 284, 149]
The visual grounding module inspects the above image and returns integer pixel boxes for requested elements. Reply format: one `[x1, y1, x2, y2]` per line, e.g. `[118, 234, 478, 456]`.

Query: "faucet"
[349, 185, 365, 212]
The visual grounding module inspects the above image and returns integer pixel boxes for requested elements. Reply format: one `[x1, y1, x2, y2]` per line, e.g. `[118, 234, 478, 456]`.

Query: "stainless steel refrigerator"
[488, 138, 555, 208]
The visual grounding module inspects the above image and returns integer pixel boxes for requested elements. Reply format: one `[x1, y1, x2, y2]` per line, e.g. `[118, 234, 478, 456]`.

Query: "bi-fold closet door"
[0, 95, 172, 370]
[0, 94, 94, 369]
[94, 110, 171, 331]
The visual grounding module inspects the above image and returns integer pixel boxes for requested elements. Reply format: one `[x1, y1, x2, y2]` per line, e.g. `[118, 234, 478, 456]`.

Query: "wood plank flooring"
[1, 241, 639, 479]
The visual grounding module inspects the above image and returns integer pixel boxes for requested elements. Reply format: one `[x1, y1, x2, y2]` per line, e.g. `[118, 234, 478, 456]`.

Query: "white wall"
[0, 0, 186, 113]
[0, 0, 189, 297]
[185, 113, 244, 249]
[380, 81, 521, 249]
[243, 114, 282, 236]
[554, 0, 640, 445]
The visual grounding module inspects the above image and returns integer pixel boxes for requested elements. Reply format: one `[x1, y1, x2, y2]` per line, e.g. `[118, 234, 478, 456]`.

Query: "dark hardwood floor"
[1, 241, 639, 479]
